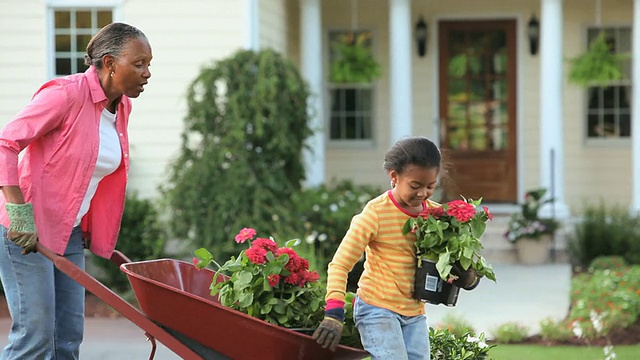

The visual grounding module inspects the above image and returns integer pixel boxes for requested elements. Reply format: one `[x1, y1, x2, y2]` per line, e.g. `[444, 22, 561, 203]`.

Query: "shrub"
[291, 180, 381, 285]
[89, 192, 169, 294]
[568, 202, 640, 266]
[161, 49, 312, 262]
[539, 317, 573, 342]
[589, 256, 628, 272]
[436, 313, 476, 338]
[429, 328, 495, 360]
[565, 265, 640, 339]
[491, 322, 529, 343]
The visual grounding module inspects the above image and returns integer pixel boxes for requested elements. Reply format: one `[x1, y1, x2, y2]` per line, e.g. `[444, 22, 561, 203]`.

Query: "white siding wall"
[0, 0, 250, 199]
[0, 2, 48, 128]
[260, 0, 288, 54]
[121, 0, 248, 198]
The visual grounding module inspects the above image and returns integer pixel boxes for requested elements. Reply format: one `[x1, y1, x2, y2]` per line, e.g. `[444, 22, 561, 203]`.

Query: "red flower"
[235, 228, 257, 243]
[424, 206, 445, 219]
[277, 248, 303, 272]
[192, 257, 198, 266]
[445, 200, 476, 222]
[252, 238, 279, 253]
[267, 274, 280, 287]
[302, 270, 320, 284]
[245, 246, 267, 264]
[483, 206, 494, 220]
[284, 272, 300, 285]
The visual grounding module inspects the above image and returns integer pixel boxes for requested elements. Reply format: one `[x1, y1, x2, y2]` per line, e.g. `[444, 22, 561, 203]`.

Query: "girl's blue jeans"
[0, 225, 85, 360]
[354, 295, 430, 360]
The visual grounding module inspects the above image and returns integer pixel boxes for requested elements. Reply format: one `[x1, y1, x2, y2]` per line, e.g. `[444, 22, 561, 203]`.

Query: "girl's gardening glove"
[5, 203, 38, 254]
[313, 299, 344, 351]
[452, 263, 481, 291]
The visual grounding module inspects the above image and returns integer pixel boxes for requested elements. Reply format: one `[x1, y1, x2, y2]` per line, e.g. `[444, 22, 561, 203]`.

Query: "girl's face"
[390, 164, 439, 213]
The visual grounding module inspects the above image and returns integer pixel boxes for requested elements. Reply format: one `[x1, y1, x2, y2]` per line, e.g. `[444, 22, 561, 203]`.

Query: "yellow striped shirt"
[326, 191, 439, 316]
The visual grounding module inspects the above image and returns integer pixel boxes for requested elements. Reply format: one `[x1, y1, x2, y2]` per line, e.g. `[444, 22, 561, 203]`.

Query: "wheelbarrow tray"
[120, 258, 369, 360]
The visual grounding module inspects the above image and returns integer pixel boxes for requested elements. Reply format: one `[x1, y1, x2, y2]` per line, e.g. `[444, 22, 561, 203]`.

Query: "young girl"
[313, 136, 473, 359]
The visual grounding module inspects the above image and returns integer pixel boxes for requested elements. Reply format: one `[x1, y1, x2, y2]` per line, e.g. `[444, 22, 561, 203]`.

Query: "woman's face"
[390, 164, 439, 212]
[109, 37, 152, 98]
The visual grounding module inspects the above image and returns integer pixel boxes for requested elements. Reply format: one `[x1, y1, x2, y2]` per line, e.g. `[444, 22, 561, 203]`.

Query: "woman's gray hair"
[84, 22, 148, 69]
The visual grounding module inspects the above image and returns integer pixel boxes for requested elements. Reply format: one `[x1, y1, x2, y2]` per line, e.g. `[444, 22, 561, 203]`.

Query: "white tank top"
[74, 108, 122, 226]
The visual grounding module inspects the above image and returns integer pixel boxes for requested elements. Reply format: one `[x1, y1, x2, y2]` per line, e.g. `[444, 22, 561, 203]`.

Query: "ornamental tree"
[161, 49, 313, 259]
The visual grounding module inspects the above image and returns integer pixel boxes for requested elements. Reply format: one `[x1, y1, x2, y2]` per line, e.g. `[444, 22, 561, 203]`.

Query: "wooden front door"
[438, 20, 517, 203]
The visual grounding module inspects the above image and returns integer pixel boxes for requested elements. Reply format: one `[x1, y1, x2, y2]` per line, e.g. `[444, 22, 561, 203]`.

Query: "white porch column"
[300, 0, 325, 186]
[539, 0, 570, 219]
[245, 0, 260, 50]
[632, 0, 640, 212]
[389, 0, 413, 145]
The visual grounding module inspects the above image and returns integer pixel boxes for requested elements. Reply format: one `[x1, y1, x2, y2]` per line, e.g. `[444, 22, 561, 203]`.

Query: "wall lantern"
[415, 16, 428, 57]
[528, 14, 540, 55]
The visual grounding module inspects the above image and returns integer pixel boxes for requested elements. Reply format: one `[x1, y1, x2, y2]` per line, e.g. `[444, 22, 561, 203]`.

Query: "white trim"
[45, 0, 124, 6]
[389, 0, 413, 145]
[632, 0, 640, 211]
[245, 0, 260, 51]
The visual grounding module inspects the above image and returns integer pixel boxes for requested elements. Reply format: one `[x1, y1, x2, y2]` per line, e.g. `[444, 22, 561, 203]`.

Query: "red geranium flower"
[245, 246, 267, 265]
[424, 206, 445, 219]
[445, 200, 476, 222]
[235, 227, 257, 243]
[284, 273, 300, 285]
[277, 248, 303, 272]
[267, 274, 280, 287]
[252, 238, 279, 253]
[483, 206, 494, 220]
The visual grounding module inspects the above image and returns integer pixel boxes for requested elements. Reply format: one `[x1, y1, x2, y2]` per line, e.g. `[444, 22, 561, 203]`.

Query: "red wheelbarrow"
[36, 243, 368, 360]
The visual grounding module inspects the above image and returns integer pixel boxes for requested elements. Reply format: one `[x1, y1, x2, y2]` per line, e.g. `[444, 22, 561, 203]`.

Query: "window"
[328, 30, 375, 141]
[586, 27, 631, 139]
[53, 9, 113, 76]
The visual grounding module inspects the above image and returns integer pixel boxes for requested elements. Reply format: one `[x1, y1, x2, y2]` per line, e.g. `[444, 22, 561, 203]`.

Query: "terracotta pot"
[413, 259, 460, 306]
[515, 234, 552, 265]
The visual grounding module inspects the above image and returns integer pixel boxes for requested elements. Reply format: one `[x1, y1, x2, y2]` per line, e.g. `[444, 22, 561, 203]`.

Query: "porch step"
[479, 213, 569, 265]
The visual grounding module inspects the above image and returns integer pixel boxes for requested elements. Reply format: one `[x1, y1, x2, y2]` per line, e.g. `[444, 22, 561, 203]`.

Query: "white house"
[2, 0, 640, 218]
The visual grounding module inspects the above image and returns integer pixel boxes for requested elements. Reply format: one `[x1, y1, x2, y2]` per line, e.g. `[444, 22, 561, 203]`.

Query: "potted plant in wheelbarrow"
[193, 227, 366, 358]
[402, 197, 497, 306]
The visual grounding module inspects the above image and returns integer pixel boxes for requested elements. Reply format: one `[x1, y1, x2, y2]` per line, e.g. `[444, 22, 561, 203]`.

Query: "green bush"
[589, 256, 628, 272]
[436, 313, 477, 338]
[291, 180, 382, 285]
[491, 322, 529, 344]
[565, 265, 640, 340]
[538, 317, 573, 342]
[429, 327, 495, 360]
[89, 192, 169, 294]
[161, 49, 312, 262]
[568, 202, 640, 267]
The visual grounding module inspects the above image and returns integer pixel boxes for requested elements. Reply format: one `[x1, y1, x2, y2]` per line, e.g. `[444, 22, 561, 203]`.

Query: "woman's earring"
[390, 181, 396, 188]
[110, 71, 114, 77]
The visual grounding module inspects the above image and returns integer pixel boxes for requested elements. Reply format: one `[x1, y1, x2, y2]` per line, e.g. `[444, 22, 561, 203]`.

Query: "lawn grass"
[489, 344, 640, 360]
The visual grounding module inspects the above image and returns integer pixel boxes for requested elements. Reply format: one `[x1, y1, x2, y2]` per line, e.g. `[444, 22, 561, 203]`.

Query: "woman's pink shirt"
[0, 66, 131, 258]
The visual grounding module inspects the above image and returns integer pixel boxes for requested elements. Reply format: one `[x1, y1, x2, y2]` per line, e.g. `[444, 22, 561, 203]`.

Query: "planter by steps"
[515, 234, 552, 265]
[413, 259, 460, 306]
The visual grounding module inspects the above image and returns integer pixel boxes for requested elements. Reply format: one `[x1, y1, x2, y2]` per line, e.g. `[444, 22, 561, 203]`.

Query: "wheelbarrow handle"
[35, 243, 204, 360]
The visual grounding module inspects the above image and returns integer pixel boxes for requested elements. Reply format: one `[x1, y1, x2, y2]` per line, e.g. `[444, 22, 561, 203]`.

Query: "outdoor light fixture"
[415, 16, 427, 57]
[528, 14, 540, 55]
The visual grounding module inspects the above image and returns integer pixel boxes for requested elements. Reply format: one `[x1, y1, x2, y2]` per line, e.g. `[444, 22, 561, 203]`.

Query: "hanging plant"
[329, 32, 381, 84]
[568, 32, 629, 87]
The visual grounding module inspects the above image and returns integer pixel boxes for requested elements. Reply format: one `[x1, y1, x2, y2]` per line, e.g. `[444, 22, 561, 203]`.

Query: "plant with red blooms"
[194, 228, 325, 329]
[403, 197, 497, 283]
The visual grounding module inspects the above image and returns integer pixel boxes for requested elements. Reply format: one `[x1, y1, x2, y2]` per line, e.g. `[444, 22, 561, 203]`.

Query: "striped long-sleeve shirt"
[326, 190, 439, 316]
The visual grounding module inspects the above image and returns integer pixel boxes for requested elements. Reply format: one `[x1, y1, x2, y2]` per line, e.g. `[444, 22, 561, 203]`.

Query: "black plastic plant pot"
[413, 259, 460, 306]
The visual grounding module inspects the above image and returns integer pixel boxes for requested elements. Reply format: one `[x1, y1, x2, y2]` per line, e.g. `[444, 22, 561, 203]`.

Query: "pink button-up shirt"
[0, 66, 131, 258]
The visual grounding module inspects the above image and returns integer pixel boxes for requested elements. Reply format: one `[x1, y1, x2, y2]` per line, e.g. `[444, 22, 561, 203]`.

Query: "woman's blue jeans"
[0, 226, 85, 360]
[354, 296, 430, 360]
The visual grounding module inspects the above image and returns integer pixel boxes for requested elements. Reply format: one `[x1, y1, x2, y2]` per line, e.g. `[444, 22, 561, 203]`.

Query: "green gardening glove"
[5, 203, 38, 254]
